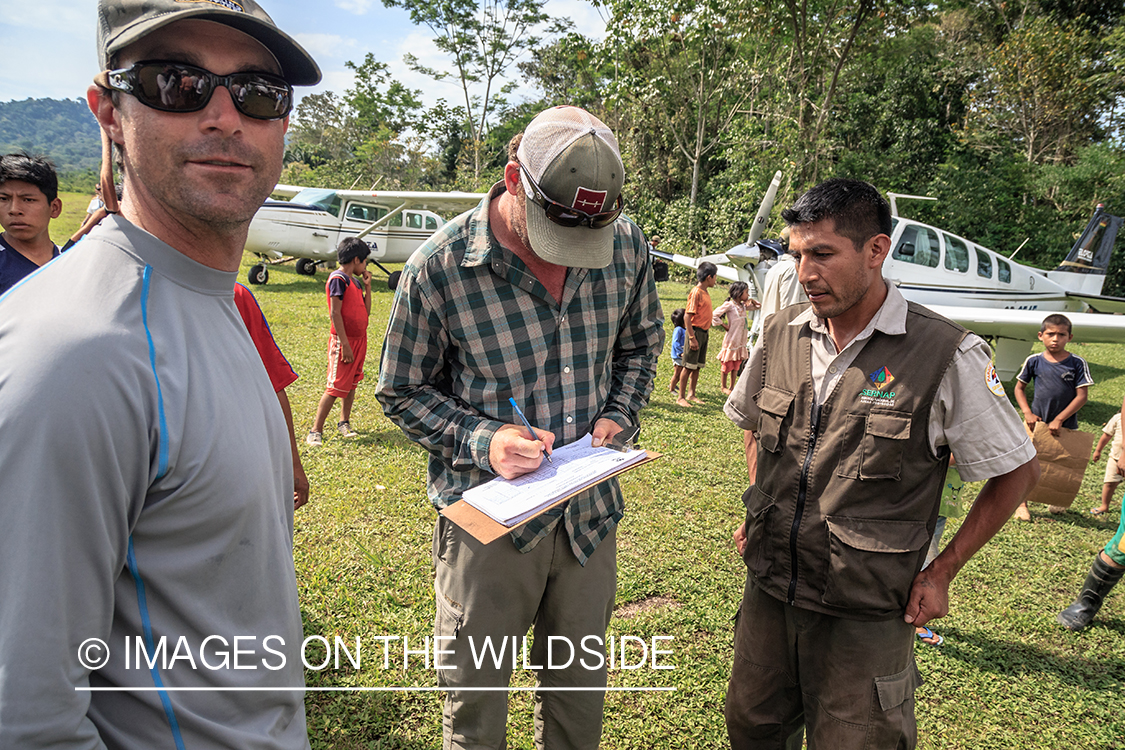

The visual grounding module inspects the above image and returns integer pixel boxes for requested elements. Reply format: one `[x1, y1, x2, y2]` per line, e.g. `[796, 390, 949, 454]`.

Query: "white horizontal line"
[76, 686, 675, 692]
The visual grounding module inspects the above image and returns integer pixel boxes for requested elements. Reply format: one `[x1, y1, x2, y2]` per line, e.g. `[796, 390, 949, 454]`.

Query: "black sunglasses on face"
[97, 60, 293, 121]
[521, 166, 624, 229]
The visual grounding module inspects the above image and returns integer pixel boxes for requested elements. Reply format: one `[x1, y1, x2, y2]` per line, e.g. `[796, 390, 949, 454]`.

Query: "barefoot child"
[1091, 412, 1123, 516]
[677, 262, 717, 407]
[669, 308, 686, 393]
[1012, 314, 1093, 519]
[712, 281, 759, 395]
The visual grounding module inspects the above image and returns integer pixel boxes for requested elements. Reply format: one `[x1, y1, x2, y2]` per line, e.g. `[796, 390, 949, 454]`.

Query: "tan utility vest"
[745, 301, 967, 620]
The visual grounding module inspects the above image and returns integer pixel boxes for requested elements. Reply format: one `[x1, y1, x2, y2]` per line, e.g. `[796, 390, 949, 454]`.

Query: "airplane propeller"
[747, 171, 782, 245]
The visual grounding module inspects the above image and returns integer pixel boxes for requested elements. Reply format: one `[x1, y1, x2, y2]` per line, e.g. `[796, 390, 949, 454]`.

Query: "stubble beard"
[509, 191, 534, 255]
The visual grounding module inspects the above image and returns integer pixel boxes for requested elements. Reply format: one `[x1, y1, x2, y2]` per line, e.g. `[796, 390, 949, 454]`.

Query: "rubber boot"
[1057, 555, 1125, 631]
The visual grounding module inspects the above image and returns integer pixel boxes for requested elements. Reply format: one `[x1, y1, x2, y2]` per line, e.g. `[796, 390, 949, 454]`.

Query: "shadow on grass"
[354, 429, 424, 450]
[300, 610, 438, 750]
[1026, 508, 1121, 531]
[934, 624, 1125, 687]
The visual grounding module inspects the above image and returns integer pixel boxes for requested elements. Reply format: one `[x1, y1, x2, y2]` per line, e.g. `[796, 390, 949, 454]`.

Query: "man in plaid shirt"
[376, 105, 663, 749]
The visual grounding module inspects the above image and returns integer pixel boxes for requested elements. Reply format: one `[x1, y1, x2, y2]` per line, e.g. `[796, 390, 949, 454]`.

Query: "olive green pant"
[725, 578, 922, 750]
[433, 516, 616, 750]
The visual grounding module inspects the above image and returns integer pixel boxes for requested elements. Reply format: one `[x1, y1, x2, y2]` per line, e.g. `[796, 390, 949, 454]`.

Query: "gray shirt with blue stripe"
[0, 216, 308, 749]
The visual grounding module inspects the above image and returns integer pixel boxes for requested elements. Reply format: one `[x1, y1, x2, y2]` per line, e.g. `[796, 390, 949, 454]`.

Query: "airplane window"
[387, 213, 403, 227]
[998, 258, 1012, 284]
[407, 213, 423, 230]
[943, 234, 969, 273]
[892, 225, 939, 268]
[345, 205, 387, 223]
[426, 216, 439, 231]
[975, 248, 993, 279]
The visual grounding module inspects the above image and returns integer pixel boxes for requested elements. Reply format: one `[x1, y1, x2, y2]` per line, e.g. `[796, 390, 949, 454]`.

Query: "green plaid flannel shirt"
[376, 183, 664, 564]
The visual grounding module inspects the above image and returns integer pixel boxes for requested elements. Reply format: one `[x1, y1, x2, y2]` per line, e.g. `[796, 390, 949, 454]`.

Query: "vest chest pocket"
[821, 516, 930, 613]
[836, 410, 912, 481]
[755, 386, 795, 454]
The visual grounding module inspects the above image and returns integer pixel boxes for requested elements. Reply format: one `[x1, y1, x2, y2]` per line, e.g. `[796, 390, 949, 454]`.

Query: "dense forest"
[4, 0, 1123, 294]
[281, 0, 1125, 295]
[0, 98, 101, 174]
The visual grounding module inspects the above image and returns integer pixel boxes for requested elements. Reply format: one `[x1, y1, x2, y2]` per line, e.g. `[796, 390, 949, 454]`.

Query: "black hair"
[671, 308, 685, 329]
[697, 262, 718, 283]
[0, 152, 59, 203]
[1041, 314, 1072, 335]
[780, 178, 891, 252]
[337, 236, 371, 265]
[728, 281, 749, 302]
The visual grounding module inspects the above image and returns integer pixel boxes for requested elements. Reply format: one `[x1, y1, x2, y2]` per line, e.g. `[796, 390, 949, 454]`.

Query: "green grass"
[239, 261, 1125, 750]
[51, 201, 1125, 747]
[52, 191, 94, 245]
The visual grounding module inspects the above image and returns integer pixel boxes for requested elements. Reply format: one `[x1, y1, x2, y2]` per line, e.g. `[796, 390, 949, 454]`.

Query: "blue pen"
[509, 397, 552, 463]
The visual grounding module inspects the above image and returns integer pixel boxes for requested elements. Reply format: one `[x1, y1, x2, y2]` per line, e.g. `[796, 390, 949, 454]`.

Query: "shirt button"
[829, 366, 837, 373]
[564, 366, 571, 374]
[566, 416, 574, 424]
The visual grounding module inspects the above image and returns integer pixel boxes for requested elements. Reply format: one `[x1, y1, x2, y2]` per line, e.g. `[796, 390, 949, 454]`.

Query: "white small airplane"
[653, 173, 1125, 379]
[243, 184, 486, 288]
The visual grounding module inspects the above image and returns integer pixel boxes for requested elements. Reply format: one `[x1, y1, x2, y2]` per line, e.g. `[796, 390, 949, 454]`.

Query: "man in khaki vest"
[723, 178, 1040, 749]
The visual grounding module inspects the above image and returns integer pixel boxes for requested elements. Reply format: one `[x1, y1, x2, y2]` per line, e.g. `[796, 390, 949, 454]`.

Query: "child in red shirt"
[308, 238, 372, 445]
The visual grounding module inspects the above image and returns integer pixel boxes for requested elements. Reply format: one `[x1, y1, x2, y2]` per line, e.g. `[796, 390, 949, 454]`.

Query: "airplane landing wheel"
[248, 264, 269, 285]
[387, 270, 402, 291]
[296, 258, 318, 276]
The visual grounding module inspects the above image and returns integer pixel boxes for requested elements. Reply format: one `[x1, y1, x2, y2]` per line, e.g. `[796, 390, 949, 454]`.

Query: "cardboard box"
[1023, 422, 1093, 509]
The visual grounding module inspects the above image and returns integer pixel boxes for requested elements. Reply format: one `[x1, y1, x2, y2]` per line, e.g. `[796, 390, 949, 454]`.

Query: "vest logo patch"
[860, 366, 897, 405]
[868, 366, 895, 390]
[985, 362, 1006, 397]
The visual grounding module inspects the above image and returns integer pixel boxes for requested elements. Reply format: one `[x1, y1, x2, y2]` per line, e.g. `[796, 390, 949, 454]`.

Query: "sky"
[0, 0, 609, 111]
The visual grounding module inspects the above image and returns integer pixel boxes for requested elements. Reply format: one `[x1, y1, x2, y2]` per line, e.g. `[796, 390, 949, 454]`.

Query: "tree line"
[281, 0, 1125, 294]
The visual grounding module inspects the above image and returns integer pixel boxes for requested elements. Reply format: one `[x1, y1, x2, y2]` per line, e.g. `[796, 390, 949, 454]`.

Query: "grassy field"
[51, 199, 1125, 748]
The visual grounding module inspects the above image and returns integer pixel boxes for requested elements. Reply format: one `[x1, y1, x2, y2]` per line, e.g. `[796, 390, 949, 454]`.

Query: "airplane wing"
[651, 249, 748, 283]
[1065, 292, 1125, 315]
[272, 184, 303, 199]
[331, 189, 486, 216]
[929, 304, 1125, 344]
[268, 185, 485, 215]
[924, 302, 1125, 380]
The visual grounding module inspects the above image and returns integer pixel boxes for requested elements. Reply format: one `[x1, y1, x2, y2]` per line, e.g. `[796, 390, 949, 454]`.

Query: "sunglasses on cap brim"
[95, 61, 293, 121]
[521, 166, 624, 230]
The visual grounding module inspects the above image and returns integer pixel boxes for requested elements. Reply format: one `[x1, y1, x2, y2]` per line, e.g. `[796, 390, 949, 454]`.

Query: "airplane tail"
[1045, 205, 1123, 296]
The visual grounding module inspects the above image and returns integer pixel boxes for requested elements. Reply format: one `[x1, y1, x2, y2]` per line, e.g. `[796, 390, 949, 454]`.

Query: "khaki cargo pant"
[725, 578, 922, 750]
[433, 516, 616, 750]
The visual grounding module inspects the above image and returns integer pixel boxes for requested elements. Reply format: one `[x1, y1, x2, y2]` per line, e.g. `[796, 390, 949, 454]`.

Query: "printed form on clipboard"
[461, 433, 651, 527]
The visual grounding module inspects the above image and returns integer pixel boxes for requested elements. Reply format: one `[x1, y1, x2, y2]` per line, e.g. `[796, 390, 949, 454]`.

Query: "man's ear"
[868, 233, 892, 268]
[49, 198, 62, 220]
[87, 85, 125, 147]
[503, 162, 522, 196]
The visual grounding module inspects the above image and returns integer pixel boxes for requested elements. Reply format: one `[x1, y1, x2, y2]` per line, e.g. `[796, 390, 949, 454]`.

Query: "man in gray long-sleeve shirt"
[0, 1, 320, 747]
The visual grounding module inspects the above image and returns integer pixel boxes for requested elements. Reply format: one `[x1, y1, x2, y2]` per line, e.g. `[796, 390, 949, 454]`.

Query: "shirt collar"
[461, 181, 508, 268]
[791, 280, 907, 337]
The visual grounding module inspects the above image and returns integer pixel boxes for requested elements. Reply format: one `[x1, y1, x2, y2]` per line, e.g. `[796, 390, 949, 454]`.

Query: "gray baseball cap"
[97, 0, 321, 86]
[516, 106, 625, 269]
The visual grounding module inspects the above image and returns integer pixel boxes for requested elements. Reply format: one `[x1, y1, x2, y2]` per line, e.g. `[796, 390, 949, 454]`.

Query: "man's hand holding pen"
[490, 424, 556, 480]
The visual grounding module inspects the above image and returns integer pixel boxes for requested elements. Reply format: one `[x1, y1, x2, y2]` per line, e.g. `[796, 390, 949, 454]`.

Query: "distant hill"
[0, 98, 101, 173]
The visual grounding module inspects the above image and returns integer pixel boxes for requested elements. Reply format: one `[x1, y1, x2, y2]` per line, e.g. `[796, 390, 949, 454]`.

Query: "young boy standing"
[0, 154, 61, 295]
[1013, 313, 1093, 519]
[677, 261, 717, 407]
[307, 238, 372, 446]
